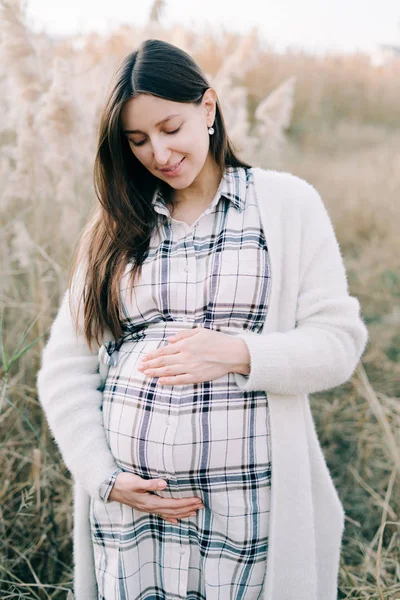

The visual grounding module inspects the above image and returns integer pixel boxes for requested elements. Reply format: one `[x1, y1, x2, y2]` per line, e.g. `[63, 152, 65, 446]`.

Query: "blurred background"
[1, 0, 399, 598]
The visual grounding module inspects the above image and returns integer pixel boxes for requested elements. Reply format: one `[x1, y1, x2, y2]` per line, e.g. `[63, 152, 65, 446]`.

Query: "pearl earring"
[208, 126, 214, 135]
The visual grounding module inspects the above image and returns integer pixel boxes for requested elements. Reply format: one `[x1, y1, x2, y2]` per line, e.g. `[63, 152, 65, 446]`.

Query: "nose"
[151, 137, 171, 166]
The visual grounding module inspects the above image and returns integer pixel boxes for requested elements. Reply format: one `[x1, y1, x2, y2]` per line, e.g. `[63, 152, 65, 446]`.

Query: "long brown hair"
[68, 38, 252, 350]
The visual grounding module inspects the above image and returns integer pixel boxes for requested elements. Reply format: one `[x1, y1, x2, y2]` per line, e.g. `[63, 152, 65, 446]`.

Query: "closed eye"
[130, 127, 182, 147]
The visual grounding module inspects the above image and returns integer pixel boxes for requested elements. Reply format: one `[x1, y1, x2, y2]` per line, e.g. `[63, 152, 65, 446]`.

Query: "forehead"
[121, 94, 194, 130]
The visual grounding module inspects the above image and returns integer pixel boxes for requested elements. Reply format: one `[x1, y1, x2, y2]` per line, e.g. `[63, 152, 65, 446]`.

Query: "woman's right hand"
[108, 472, 204, 524]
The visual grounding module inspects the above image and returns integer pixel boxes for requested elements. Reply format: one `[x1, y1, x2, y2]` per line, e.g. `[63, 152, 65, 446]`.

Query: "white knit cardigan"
[36, 167, 368, 600]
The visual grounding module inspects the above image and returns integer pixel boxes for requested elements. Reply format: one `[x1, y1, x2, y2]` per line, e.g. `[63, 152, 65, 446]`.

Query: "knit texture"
[36, 266, 119, 501]
[234, 169, 367, 395]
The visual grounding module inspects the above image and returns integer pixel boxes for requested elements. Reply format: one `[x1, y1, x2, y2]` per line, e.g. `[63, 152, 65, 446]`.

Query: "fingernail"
[158, 481, 167, 488]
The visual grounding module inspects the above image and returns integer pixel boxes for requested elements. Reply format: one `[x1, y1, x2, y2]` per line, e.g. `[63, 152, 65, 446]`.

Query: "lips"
[159, 158, 184, 172]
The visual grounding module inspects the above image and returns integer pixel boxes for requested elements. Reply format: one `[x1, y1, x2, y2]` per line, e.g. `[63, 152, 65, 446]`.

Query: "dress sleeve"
[36, 265, 121, 501]
[233, 181, 369, 395]
[99, 468, 124, 502]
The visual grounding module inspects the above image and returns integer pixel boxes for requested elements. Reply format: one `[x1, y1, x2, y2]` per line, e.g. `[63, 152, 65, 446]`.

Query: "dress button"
[165, 418, 171, 426]
[179, 547, 185, 555]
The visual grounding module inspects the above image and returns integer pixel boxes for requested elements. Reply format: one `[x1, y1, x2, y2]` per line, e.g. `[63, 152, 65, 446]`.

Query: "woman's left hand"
[137, 326, 250, 386]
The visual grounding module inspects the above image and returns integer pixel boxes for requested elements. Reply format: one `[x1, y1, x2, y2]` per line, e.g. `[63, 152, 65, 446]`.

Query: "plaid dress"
[91, 166, 272, 600]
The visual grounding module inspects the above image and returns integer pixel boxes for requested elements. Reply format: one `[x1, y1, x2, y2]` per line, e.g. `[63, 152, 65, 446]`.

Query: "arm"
[36, 269, 121, 501]
[233, 181, 369, 395]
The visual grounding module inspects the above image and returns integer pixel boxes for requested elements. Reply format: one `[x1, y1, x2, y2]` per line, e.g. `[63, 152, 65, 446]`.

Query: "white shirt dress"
[91, 166, 273, 600]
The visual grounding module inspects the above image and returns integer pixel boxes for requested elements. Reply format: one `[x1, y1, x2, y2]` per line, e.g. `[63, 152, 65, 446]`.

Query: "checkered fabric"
[91, 166, 272, 599]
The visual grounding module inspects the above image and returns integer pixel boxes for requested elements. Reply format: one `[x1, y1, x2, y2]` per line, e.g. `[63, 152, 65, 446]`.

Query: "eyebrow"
[123, 113, 181, 134]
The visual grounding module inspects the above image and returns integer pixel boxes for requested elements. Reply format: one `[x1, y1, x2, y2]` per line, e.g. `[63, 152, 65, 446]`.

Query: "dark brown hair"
[69, 38, 251, 349]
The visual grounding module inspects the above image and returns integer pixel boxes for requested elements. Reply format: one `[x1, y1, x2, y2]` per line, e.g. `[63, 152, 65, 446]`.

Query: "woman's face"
[120, 89, 217, 190]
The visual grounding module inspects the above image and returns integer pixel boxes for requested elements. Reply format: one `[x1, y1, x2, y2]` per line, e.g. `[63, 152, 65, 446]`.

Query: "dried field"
[1, 1, 399, 598]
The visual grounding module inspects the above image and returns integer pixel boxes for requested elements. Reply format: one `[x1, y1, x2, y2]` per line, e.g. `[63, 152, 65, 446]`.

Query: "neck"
[172, 154, 223, 209]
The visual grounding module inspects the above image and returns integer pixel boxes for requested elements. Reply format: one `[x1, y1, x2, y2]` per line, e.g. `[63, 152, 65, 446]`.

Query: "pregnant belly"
[100, 323, 271, 502]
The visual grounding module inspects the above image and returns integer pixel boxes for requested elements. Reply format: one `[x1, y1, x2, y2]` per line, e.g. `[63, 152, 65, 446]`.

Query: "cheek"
[181, 129, 209, 156]
[130, 146, 150, 165]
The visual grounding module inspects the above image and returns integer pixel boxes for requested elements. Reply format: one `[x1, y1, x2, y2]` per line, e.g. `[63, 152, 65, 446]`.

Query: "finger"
[152, 505, 203, 517]
[139, 360, 186, 376]
[135, 477, 168, 493]
[143, 365, 190, 384]
[146, 496, 204, 511]
[147, 496, 204, 513]
[141, 343, 182, 362]
[157, 511, 197, 524]
[158, 515, 179, 524]
[156, 507, 200, 518]
[133, 500, 202, 516]
[138, 361, 193, 385]
[166, 328, 201, 342]
[158, 373, 194, 385]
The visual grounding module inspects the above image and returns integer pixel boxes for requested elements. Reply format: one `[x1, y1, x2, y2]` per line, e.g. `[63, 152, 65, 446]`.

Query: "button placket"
[177, 531, 190, 596]
[185, 233, 196, 314]
[165, 544, 189, 598]
[158, 413, 179, 491]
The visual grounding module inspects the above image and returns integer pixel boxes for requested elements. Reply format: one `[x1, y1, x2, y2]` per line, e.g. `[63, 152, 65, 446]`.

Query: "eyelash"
[130, 127, 182, 147]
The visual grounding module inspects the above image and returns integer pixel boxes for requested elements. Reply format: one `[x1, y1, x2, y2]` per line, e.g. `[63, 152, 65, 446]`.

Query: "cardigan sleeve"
[233, 179, 369, 395]
[36, 265, 121, 502]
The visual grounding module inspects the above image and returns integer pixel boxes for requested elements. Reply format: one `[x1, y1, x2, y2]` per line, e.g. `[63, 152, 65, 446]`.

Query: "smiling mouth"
[159, 158, 184, 172]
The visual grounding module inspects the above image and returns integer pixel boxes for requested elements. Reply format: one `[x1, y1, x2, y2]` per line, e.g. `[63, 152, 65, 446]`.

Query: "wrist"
[229, 337, 251, 375]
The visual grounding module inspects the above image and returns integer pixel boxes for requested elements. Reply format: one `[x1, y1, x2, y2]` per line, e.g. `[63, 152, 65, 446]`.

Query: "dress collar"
[151, 166, 248, 217]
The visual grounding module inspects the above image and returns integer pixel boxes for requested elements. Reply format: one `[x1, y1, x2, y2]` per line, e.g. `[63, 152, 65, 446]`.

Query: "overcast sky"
[26, 0, 400, 55]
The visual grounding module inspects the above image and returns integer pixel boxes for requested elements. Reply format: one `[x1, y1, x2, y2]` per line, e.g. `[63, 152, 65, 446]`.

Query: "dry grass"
[0, 1, 399, 597]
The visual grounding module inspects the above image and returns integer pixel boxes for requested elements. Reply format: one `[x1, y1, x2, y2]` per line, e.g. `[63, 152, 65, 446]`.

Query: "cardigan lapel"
[73, 481, 97, 600]
[252, 167, 343, 600]
[251, 167, 318, 600]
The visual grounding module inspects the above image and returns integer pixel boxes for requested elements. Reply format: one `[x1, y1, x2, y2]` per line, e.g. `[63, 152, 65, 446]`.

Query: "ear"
[202, 87, 218, 125]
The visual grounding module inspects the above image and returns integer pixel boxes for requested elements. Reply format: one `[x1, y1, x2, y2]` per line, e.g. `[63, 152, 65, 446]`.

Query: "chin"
[169, 178, 192, 189]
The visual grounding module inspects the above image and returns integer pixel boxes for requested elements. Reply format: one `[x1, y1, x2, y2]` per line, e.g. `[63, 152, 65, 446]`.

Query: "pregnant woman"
[37, 39, 368, 600]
